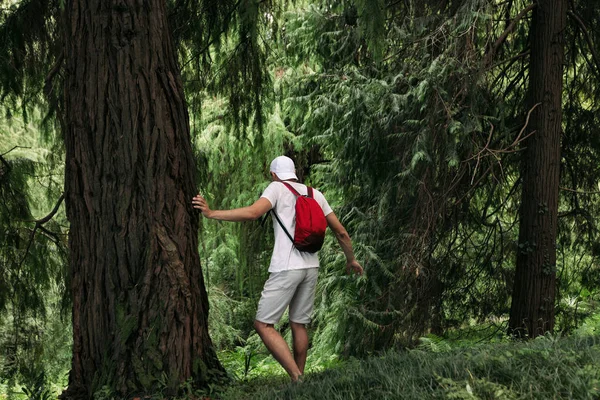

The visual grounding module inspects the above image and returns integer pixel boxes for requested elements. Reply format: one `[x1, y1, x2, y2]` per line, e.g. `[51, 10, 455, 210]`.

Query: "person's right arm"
[325, 212, 363, 275]
[192, 195, 272, 221]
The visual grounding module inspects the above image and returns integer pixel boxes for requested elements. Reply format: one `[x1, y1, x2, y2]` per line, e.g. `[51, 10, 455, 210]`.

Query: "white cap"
[270, 156, 298, 181]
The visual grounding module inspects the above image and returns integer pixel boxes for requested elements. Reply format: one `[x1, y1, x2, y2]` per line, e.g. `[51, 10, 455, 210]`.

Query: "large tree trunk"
[61, 1, 224, 397]
[509, 0, 566, 338]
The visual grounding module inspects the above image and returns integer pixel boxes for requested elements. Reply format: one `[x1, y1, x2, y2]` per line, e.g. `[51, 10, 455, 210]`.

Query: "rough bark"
[61, 1, 224, 397]
[509, 0, 566, 338]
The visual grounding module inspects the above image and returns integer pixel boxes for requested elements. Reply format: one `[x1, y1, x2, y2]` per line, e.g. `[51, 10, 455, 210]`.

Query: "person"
[192, 155, 363, 382]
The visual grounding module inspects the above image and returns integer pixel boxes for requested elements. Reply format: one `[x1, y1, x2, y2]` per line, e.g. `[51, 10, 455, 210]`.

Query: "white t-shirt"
[261, 181, 333, 272]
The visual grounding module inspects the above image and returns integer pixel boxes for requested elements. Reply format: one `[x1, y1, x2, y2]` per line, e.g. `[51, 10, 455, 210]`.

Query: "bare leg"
[254, 320, 302, 381]
[290, 322, 308, 374]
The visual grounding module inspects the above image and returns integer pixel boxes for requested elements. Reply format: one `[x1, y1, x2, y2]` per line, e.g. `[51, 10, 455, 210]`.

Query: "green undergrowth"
[214, 332, 600, 400]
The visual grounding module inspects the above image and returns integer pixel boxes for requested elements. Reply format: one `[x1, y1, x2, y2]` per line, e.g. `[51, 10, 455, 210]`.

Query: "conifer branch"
[560, 187, 600, 195]
[1, 146, 32, 157]
[37, 225, 61, 245]
[567, 10, 600, 78]
[18, 193, 65, 269]
[489, 49, 530, 71]
[0, 147, 32, 178]
[558, 207, 589, 218]
[387, 0, 405, 9]
[465, 103, 540, 184]
[33, 193, 65, 225]
[181, 0, 243, 68]
[513, 102, 540, 145]
[483, 3, 536, 67]
[44, 50, 63, 97]
[0, 154, 9, 178]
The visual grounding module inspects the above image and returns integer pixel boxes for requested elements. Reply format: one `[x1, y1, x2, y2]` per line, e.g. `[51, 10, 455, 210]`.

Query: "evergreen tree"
[60, 0, 225, 397]
[0, 0, 273, 396]
[275, 0, 600, 350]
[509, 0, 567, 338]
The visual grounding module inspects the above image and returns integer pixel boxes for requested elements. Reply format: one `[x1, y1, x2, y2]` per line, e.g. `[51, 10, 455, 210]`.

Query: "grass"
[3, 318, 598, 399]
[214, 333, 600, 400]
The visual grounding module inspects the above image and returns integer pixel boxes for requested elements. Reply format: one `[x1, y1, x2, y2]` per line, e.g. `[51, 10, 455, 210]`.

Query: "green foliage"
[0, 0, 62, 129]
[418, 334, 453, 353]
[0, 111, 69, 400]
[218, 332, 600, 399]
[0, 301, 71, 399]
[179, 0, 600, 369]
[575, 312, 600, 337]
[1, 0, 600, 395]
[275, 0, 522, 353]
[259, 0, 600, 353]
[207, 287, 245, 351]
[175, 0, 277, 134]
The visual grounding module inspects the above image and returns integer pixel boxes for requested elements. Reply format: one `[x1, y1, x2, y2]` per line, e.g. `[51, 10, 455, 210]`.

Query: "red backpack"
[271, 182, 327, 253]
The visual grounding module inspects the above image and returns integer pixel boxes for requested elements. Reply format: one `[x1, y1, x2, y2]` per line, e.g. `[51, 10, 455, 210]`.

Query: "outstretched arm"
[192, 195, 272, 222]
[325, 212, 364, 275]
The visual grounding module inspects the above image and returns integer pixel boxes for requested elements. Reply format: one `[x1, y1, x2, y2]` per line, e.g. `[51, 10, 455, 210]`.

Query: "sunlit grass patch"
[217, 333, 600, 400]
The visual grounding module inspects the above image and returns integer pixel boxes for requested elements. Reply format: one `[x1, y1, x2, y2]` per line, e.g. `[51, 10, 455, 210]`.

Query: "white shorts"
[255, 268, 319, 324]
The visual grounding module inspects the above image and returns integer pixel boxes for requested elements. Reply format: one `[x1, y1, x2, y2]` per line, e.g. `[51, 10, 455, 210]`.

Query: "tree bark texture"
[509, 0, 566, 338]
[61, 1, 223, 397]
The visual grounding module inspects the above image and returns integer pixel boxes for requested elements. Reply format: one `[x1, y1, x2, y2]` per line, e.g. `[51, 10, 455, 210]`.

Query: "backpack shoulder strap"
[307, 187, 314, 198]
[280, 181, 302, 197]
[270, 209, 294, 244]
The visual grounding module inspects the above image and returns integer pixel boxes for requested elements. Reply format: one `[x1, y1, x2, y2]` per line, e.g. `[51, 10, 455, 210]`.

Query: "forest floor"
[211, 318, 600, 400]
[2, 319, 598, 399]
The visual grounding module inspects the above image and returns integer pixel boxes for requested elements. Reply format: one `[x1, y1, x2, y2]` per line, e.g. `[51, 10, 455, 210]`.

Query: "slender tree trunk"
[509, 0, 566, 338]
[61, 1, 223, 397]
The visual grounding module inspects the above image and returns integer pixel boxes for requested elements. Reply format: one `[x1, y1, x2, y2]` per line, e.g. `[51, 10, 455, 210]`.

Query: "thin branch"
[463, 103, 540, 183]
[37, 225, 62, 245]
[514, 102, 541, 145]
[502, 65, 528, 100]
[387, 0, 404, 9]
[489, 49, 530, 71]
[0, 154, 10, 176]
[44, 50, 64, 97]
[0, 147, 33, 178]
[32, 193, 65, 225]
[567, 10, 600, 78]
[1, 146, 32, 157]
[484, 176, 522, 220]
[558, 208, 586, 218]
[469, 123, 495, 184]
[181, 0, 243, 68]
[18, 193, 65, 269]
[19, 228, 37, 270]
[560, 186, 600, 195]
[483, 4, 536, 67]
